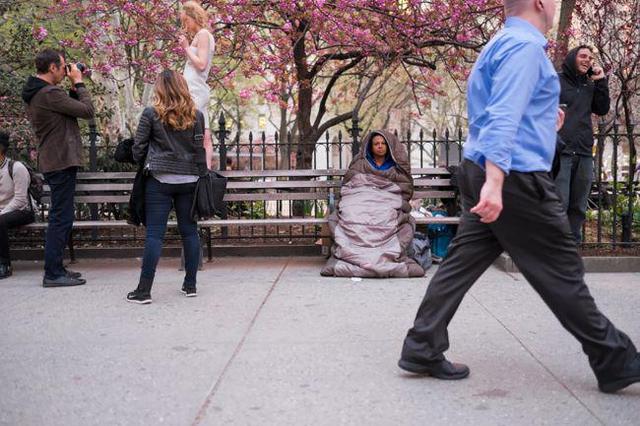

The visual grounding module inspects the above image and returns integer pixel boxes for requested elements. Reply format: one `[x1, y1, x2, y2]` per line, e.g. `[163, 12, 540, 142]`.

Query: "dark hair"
[35, 48, 64, 74]
[575, 44, 594, 54]
[0, 131, 9, 155]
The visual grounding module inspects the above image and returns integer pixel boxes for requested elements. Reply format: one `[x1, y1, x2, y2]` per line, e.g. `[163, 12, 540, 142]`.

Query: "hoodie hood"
[365, 133, 395, 171]
[359, 130, 411, 176]
[21, 76, 50, 104]
[561, 46, 589, 86]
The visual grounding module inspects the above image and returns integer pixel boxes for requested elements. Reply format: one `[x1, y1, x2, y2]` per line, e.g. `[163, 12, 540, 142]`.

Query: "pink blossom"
[239, 89, 252, 100]
[32, 26, 48, 42]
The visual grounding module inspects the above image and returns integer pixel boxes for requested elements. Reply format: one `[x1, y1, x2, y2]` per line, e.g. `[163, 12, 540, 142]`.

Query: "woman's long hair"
[152, 70, 196, 130]
[182, 1, 209, 36]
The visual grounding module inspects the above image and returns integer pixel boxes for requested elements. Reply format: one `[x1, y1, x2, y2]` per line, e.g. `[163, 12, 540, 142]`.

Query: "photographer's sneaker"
[126, 290, 151, 304]
[181, 286, 197, 297]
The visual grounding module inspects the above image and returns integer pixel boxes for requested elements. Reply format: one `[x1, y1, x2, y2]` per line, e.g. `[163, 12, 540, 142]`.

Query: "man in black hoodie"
[22, 48, 94, 287]
[556, 45, 610, 242]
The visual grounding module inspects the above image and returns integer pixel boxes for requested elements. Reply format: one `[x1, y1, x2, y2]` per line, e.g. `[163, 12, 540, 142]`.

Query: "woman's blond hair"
[152, 70, 197, 130]
[182, 1, 209, 32]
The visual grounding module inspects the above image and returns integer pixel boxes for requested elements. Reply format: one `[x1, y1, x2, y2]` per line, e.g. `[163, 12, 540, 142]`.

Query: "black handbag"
[128, 162, 147, 226]
[114, 137, 136, 164]
[190, 171, 228, 220]
[190, 113, 228, 220]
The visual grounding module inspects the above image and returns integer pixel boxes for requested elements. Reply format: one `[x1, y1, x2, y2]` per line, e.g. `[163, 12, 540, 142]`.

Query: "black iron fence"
[590, 121, 639, 247]
[11, 114, 639, 248]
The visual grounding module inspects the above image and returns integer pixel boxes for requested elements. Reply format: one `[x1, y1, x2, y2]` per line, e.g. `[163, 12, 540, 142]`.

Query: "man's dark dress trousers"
[401, 160, 637, 385]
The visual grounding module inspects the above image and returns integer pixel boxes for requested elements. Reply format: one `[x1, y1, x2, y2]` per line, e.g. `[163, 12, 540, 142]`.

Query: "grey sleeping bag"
[321, 130, 424, 278]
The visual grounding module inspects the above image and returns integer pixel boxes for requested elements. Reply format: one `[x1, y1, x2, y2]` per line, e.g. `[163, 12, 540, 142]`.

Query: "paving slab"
[0, 257, 639, 426]
[201, 259, 615, 426]
[0, 257, 288, 426]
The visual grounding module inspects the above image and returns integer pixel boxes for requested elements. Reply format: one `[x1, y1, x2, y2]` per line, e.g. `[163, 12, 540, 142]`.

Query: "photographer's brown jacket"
[22, 77, 94, 173]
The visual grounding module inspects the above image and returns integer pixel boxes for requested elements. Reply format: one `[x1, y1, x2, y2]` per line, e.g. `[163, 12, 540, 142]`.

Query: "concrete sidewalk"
[1, 257, 639, 426]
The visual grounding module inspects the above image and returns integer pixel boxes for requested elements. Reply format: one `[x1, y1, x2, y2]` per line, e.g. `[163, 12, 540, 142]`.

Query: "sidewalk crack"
[191, 258, 290, 425]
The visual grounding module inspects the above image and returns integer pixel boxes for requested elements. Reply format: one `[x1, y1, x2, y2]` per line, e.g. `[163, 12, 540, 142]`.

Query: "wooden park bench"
[17, 167, 460, 261]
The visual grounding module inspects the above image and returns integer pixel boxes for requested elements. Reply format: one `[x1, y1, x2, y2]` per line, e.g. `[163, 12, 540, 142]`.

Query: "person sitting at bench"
[321, 131, 425, 278]
[126, 70, 207, 305]
[0, 131, 35, 279]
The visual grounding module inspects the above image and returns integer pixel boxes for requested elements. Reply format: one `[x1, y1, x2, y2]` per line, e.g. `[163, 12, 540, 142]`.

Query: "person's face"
[51, 56, 66, 84]
[575, 48, 595, 75]
[371, 136, 388, 158]
[180, 12, 197, 33]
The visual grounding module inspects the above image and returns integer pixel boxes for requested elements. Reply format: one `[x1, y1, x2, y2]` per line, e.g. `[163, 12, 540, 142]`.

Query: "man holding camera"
[556, 45, 610, 242]
[22, 48, 94, 287]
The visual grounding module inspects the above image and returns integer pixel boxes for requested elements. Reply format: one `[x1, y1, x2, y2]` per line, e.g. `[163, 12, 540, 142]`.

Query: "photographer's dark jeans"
[0, 209, 35, 265]
[554, 154, 594, 242]
[139, 177, 199, 292]
[43, 167, 77, 279]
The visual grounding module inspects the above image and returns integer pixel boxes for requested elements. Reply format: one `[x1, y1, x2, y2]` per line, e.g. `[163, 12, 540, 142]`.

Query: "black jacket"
[133, 107, 207, 175]
[558, 47, 610, 156]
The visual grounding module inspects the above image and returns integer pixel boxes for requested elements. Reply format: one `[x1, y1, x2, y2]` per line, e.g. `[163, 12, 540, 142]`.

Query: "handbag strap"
[192, 112, 207, 176]
[193, 112, 204, 145]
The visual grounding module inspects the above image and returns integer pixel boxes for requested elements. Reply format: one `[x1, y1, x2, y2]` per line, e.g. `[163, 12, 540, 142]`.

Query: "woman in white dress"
[178, 1, 214, 169]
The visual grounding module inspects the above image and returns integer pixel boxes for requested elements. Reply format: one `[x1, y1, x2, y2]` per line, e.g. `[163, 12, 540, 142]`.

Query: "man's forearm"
[485, 160, 505, 187]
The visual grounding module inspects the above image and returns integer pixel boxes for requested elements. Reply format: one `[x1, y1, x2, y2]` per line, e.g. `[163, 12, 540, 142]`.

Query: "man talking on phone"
[556, 45, 610, 242]
[22, 49, 94, 287]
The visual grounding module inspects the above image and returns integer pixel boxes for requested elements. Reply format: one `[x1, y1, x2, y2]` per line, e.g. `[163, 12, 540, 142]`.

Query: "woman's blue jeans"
[140, 177, 199, 290]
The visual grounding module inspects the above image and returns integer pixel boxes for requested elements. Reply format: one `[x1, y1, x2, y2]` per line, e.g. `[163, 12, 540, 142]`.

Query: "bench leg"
[67, 231, 76, 264]
[206, 227, 212, 262]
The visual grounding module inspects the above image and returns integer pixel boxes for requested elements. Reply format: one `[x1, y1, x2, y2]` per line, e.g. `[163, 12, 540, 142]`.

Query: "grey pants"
[400, 160, 637, 385]
[554, 154, 594, 242]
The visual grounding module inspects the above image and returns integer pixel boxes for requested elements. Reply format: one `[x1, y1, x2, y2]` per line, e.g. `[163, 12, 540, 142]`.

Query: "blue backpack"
[428, 210, 455, 258]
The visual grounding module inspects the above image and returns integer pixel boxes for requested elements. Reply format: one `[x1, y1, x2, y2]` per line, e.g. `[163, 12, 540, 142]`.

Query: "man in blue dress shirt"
[398, 0, 640, 393]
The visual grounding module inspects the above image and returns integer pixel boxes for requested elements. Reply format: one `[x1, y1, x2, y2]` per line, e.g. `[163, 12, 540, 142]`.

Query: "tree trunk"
[278, 92, 292, 170]
[554, 0, 577, 69]
[621, 89, 637, 186]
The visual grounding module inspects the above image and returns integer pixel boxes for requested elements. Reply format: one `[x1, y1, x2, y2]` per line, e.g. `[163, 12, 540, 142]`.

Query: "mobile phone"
[559, 103, 568, 111]
[587, 67, 595, 77]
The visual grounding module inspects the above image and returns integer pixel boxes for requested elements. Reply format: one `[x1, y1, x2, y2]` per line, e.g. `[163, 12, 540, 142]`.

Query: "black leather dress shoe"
[599, 355, 640, 393]
[42, 275, 86, 288]
[0, 264, 12, 279]
[398, 358, 470, 380]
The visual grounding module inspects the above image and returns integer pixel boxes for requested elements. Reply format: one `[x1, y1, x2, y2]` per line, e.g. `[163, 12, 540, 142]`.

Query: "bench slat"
[45, 179, 452, 193]
[225, 192, 329, 201]
[413, 191, 456, 199]
[41, 189, 455, 205]
[412, 178, 451, 187]
[63, 167, 452, 179]
[43, 184, 134, 192]
[20, 216, 460, 230]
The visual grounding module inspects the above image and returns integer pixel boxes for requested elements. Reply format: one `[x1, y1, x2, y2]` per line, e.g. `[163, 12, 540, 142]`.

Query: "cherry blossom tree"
[41, 0, 502, 167]
[209, 0, 503, 167]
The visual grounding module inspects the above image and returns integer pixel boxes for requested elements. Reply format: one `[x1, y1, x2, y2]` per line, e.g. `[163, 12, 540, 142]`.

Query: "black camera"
[66, 62, 91, 77]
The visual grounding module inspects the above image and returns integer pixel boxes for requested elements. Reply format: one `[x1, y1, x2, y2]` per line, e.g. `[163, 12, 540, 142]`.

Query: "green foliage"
[0, 69, 35, 163]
